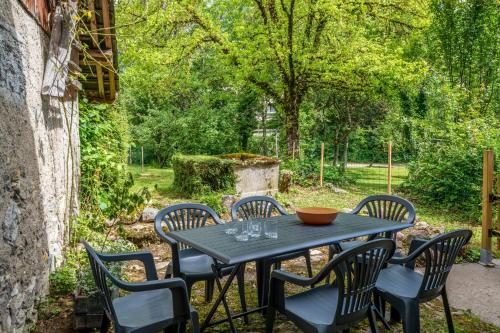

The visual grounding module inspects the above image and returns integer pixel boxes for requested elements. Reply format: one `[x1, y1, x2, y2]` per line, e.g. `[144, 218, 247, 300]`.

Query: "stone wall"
[0, 0, 79, 331]
[234, 164, 280, 197]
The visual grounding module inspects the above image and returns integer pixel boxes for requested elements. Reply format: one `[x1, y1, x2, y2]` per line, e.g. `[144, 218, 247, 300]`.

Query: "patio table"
[168, 212, 413, 332]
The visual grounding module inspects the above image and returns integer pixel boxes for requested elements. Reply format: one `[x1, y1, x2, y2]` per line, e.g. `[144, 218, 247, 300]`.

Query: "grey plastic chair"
[231, 196, 313, 309]
[82, 240, 199, 333]
[374, 229, 472, 333]
[155, 203, 248, 321]
[330, 195, 416, 256]
[266, 239, 396, 333]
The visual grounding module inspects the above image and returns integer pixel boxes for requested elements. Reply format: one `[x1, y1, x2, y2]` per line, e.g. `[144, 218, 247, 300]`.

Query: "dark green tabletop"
[168, 213, 412, 265]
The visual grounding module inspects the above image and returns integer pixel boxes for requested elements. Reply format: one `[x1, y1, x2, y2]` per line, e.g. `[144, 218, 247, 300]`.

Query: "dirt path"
[447, 259, 500, 327]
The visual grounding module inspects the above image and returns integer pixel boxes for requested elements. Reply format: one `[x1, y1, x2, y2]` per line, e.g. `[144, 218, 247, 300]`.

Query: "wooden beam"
[101, 0, 113, 49]
[497, 174, 500, 251]
[96, 64, 105, 98]
[87, 0, 99, 47]
[387, 141, 392, 194]
[80, 59, 113, 70]
[88, 49, 113, 60]
[108, 69, 116, 100]
[320, 142, 324, 187]
[480, 149, 494, 265]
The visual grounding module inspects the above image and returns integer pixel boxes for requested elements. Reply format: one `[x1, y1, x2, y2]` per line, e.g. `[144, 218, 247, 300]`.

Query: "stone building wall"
[0, 0, 79, 331]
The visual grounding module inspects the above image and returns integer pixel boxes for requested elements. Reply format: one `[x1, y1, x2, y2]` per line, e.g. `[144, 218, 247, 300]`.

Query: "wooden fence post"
[497, 174, 500, 251]
[387, 141, 392, 194]
[480, 149, 494, 266]
[141, 146, 144, 173]
[320, 142, 324, 187]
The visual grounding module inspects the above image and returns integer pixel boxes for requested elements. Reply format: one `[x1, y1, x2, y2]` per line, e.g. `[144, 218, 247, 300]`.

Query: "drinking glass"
[264, 220, 278, 239]
[249, 220, 262, 238]
[224, 221, 238, 235]
[235, 222, 249, 242]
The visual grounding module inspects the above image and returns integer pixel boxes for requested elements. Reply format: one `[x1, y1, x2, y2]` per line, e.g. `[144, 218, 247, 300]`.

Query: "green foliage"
[401, 110, 499, 219]
[116, 0, 427, 156]
[79, 99, 149, 225]
[197, 192, 225, 215]
[281, 159, 354, 187]
[49, 266, 77, 296]
[172, 154, 236, 197]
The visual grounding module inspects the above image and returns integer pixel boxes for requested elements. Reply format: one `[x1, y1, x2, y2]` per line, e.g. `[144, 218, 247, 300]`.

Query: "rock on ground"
[140, 207, 160, 222]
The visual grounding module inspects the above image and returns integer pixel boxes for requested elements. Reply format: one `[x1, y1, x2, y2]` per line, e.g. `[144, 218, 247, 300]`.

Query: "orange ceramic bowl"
[295, 207, 339, 225]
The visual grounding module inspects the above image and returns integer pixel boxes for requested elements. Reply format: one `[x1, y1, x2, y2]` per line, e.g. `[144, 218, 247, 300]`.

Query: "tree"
[116, 0, 427, 156]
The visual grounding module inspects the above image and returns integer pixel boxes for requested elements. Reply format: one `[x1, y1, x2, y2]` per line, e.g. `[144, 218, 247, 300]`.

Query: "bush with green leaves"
[281, 159, 354, 187]
[400, 112, 499, 220]
[48, 99, 149, 298]
[172, 154, 236, 197]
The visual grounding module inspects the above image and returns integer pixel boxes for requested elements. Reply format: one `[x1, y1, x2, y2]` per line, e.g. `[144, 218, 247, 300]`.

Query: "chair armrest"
[155, 227, 181, 277]
[114, 277, 187, 293]
[388, 238, 429, 268]
[271, 269, 314, 287]
[408, 238, 428, 255]
[98, 251, 158, 281]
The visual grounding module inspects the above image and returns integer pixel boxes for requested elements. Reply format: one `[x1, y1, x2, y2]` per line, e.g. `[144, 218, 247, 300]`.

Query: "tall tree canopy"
[117, 0, 427, 156]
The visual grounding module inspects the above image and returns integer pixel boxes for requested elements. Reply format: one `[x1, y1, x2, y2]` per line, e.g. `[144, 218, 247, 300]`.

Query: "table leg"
[201, 262, 241, 333]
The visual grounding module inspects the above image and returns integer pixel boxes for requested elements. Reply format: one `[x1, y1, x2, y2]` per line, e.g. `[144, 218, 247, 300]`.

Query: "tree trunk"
[284, 98, 300, 157]
[261, 105, 268, 156]
[333, 129, 340, 166]
[342, 136, 349, 170]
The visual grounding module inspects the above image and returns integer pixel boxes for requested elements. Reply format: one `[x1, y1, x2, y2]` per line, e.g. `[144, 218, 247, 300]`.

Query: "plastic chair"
[155, 203, 248, 321]
[330, 195, 416, 256]
[266, 239, 396, 333]
[231, 196, 313, 309]
[374, 229, 472, 333]
[82, 240, 199, 333]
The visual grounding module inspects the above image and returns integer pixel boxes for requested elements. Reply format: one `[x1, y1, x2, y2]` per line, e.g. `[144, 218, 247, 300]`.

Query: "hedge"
[172, 154, 236, 197]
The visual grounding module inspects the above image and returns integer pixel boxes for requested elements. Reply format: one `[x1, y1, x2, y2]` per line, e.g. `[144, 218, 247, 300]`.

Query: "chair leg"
[390, 304, 401, 323]
[402, 300, 420, 333]
[442, 287, 455, 333]
[256, 260, 264, 308]
[326, 246, 335, 283]
[304, 252, 313, 278]
[205, 279, 214, 303]
[191, 311, 200, 333]
[265, 306, 276, 333]
[178, 322, 187, 333]
[372, 303, 390, 330]
[236, 264, 249, 324]
[260, 261, 273, 313]
[368, 306, 379, 333]
[186, 281, 193, 301]
[100, 315, 110, 333]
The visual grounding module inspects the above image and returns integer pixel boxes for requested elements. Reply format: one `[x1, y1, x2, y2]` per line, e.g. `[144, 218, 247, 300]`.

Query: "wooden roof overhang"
[79, 0, 119, 102]
[18, 0, 118, 102]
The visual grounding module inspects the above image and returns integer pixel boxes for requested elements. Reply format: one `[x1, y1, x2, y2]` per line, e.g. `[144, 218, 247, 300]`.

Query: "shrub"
[281, 159, 354, 187]
[400, 114, 499, 220]
[172, 154, 236, 197]
[49, 266, 77, 296]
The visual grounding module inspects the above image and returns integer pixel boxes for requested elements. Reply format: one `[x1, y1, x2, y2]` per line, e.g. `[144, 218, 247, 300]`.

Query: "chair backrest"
[330, 239, 395, 326]
[82, 240, 119, 324]
[416, 229, 472, 300]
[155, 203, 222, 249]
[231, 196, 287, 221]
[352, 194, 416, 224]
